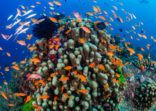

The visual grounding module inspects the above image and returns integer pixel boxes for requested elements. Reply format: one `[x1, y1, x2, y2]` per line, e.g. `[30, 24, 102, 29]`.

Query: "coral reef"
[9, 18, 127, 111]
[2, 17, 156, 111]
[132, 56, 156, 72]
[132, 79, 156, 110]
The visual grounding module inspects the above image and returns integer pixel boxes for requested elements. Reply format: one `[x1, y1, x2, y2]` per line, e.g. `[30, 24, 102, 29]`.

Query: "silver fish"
[7, 15, 13, 21]
[26, 13, 37, 19]
[23, 10, 33, 16]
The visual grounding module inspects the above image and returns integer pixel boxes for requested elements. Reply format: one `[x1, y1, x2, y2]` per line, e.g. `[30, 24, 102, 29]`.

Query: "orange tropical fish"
[49, 44, 54, 49]
[104, 22, 109, 26]
[115, 73, 120, 78]
[14, 93, 27, 97]
[35, 80, 45, 86]
[73, 70, 78, 75]
[81, 26, 91, 33]
[33, 104, 42, 111]
[100, 38, 107, 45]
[107, 51, 114, 58]
[64, 66, 72, 71]
[77, 74, 87, 82]
[93, 6, 101, 13]
[140, 48, 144, 51]
[89, 62, 95, 68]
[53, 1, 62, 6]
[142, 34, 147, 39]
[98, 64, 105, 71]
[127, 47, 135, 55]
[86, 12, 94, 16]
[103, 83, 109, 91]
[54, 96, 58, 101]
[20, 59, 26, 64]
[12, 64, 20, 71]
[140, 65, 145, 71]
[8, 104, 15, 107]
[77, 89, 88, 94]
[118, 17, 124, 23]
[50, 72, 58, 78]
[111, 58, 124, 67]
[53, 37, 60, 42]
[47, 77, 52, 81]
[109, 44, 118, 51]
[36, 2, 41, 4]
[137, 54, 143, 61]
[49, 17, 58, 23]
[28, 46, 37, 51]
[31, 18, 37, 23]
[54, 44, 60, 50]
[65, 29, 72, 35]
[78, 38, 87, 44]
[99, 16, 106, 21]
[63, 93, 69, 99]
[59, 76, 69, 82]
[40, 94, 49, 99]
[3, 81, 8, 85]
[6, 52, 11, 57]
[27, 34, 32, 40]
[25, 95, 31, 103]
[73, 12, 82, 22]
[113, 12, 117, 18]
[112, 78, 119, 83]
[17, 40, 26, 46]
[61, 86, 65, 92]
[1, 92, 8, 100]
[58, 24, 65, 31]
[4, 66, 10, 72]
[124, 73, 133, 78]
[30, 57, 41, 64]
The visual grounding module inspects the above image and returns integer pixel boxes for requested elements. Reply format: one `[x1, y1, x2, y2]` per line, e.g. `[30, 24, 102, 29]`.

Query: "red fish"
[27, 73, 41, 80]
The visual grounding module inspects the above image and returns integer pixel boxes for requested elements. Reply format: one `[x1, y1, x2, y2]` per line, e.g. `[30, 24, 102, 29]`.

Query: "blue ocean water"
[0, 0, 155, 82]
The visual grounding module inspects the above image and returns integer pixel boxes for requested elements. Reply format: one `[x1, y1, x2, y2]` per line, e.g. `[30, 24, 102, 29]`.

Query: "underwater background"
[0, 0, 156, 111]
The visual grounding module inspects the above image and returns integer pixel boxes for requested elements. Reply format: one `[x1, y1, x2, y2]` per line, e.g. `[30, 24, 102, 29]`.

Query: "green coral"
[119, 74, 125, 84]
[117, 66, 123, 74]
[117, 66, 126, 84]
[22, 99, 35, 111]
